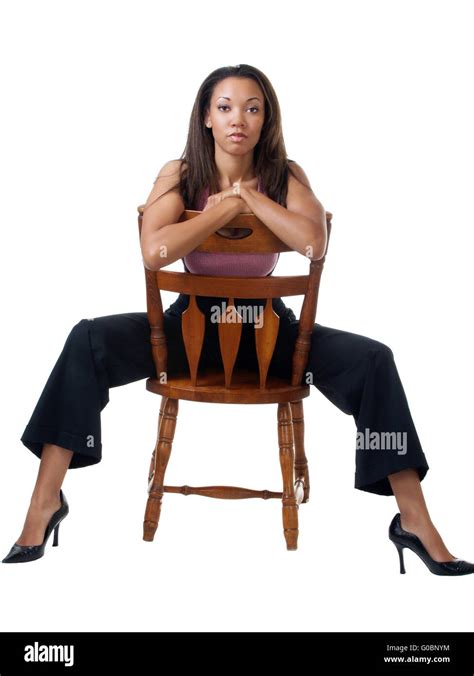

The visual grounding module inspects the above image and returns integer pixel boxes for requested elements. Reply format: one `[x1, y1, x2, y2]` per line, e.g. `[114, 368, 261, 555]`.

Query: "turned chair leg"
[143, 397, 179, 542]
[291, 400, 310, 504]
[148, 396, 167, 484]
[277, 402, 299, 550]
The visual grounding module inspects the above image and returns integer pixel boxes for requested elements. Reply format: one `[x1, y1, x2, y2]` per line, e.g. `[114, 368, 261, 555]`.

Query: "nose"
[231, 111, 245, 128]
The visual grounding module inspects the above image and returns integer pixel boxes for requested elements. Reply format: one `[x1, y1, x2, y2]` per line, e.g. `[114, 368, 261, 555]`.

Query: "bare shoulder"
[145, 159, 185, 205]
[152, 159, 185, 185]
[287, 160, 312, 190]
[286, 160, 325, 214]
[141, 159, 186, 239]
[142, 159, 185, 213]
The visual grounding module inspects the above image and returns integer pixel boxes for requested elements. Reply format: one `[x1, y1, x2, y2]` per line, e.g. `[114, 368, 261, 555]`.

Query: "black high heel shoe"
[389, 513, 474, 576]
[2, 489, 69, 564]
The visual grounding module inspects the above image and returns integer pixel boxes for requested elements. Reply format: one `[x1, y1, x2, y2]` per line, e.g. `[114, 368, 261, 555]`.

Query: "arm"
[239, 162, 327, 261]
[140, 160, 243, 271]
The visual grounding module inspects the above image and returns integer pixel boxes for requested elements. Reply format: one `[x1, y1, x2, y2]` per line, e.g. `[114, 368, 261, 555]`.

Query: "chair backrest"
[137, 208, 332, 389]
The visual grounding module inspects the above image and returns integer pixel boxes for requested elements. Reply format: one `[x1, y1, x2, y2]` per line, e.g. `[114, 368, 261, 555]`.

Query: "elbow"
[308, 222, 328, 261]
[143, 239, 173, 271]
[143, 258, 162, 272]
[304, 236, 327, 262]
[141, 247, 163, 272]
[309, 244, 327, 262]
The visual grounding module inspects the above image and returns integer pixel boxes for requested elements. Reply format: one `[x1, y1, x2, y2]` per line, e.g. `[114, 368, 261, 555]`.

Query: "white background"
[1, 0, 473, 633]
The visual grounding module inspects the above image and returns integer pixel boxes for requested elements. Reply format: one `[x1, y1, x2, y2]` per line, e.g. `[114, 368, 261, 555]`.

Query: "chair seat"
[146, 368, 310, 404]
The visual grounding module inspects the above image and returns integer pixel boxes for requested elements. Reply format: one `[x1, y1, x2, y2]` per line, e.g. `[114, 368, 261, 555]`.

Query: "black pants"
[20, 295, 429, 496]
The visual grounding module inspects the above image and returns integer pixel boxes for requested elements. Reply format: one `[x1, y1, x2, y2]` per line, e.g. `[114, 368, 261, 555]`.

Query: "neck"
[214, 147, 256, 189]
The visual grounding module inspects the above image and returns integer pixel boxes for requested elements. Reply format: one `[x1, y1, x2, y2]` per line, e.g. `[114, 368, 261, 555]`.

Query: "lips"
[228, 133, 247, 138]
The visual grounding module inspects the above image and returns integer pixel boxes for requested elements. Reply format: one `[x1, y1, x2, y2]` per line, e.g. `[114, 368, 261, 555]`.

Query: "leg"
[271, 307, 453, 561]
[290, 400, 310, 504]
[303, 326, 454, 560]
[16, 443, 74, 546]
[12, 308, 186, 549]
[273, 316, 430, 494]
[388, 468, 454, 561]
[143, 397, 179, 542]
[20, 310, 187, 468]
[148, 397, 166, 484]
[278, 402, 298, 550]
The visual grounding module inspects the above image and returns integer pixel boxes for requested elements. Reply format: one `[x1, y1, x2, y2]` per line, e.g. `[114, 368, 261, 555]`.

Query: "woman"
[3, 64, 473, 574]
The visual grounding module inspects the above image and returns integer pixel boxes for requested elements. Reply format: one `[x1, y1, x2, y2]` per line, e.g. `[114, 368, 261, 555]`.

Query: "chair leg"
[143, 397, 179, 542]
[277, 402, 299, 550]
[148, 396, 167, 484]
[291, 400, 310, 504]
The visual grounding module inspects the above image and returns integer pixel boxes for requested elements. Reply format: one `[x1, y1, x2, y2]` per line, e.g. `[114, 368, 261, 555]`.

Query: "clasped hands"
[202, 177, 257, 214]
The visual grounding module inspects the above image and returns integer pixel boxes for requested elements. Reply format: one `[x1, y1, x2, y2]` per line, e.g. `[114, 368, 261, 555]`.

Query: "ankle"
[399, 511, 432, 532]
[30, 490, 61, 510]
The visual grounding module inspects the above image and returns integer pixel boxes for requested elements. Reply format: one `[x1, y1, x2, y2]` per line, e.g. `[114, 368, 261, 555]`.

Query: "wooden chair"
[136, 206, 332, 550]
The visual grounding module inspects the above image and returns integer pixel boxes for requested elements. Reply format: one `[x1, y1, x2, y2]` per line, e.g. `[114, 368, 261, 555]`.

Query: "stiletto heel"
[2, 489, 69, 564]
[389, 513, 474, 576]
[53, 523, 60, 547]
[392, 541, 406, 574]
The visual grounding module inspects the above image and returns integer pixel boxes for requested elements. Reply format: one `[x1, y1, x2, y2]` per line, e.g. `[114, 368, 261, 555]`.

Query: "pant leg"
[19, 293, 276, 469]
[20, 306, 188, 469]
[271, 305, 430, 497]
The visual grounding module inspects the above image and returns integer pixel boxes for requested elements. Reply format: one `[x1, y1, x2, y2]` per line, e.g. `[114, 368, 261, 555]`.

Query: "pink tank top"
[182, 176, 279, 277]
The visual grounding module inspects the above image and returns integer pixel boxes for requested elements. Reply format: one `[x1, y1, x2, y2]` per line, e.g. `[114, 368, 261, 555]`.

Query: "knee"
[368, 340, 394, 362]
[65, 318, 94, 347]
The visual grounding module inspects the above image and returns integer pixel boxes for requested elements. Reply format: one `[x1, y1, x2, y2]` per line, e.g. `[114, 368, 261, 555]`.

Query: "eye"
[217, 105, 260, 113]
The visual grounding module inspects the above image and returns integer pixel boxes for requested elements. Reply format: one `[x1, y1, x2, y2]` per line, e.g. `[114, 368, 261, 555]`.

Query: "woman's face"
[205, 76, 265, 155]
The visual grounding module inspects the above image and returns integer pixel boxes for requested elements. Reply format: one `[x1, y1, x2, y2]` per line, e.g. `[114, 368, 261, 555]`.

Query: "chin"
[227, 141, 256, 154]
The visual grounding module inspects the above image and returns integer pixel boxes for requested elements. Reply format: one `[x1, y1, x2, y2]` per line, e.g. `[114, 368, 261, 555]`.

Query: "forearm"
[144, 198, 242, 271]
[240, 187, 326, 260]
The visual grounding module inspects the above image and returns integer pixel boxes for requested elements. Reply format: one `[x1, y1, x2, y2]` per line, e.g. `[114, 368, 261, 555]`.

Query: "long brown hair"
[146, 64, 300, 211]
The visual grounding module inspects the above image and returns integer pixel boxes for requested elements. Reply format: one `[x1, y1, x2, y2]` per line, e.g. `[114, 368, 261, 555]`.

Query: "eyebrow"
[216, 96, 261, 102]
